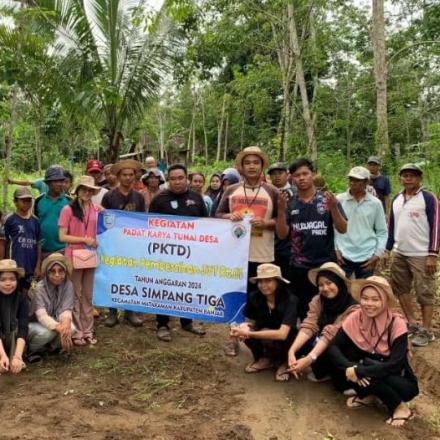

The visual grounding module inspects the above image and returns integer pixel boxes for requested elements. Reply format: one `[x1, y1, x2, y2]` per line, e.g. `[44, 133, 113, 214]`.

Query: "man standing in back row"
[149, 164, 207, 342]
[367, 156, 392, 219]
[335, 166, 388, 279]
[101, 160, 146, 328]
[386, 163, 439, 347]
[216, 146, 279, 356]
[276, 159, 347, 320]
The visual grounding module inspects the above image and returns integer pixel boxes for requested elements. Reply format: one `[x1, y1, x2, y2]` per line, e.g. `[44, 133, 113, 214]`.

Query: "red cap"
[86, 159, 104, 173]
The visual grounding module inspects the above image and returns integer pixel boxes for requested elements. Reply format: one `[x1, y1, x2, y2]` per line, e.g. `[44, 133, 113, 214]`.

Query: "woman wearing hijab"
[0, 259, 28, 374]
[327, 276, 418, 427]
[28, 253, 75, 358]
[210, 168, 240, 217]
[229, 263, 298, 382]
[288, 262, 358, 382]
[59, 175, 102, 346]
[206, 173, 222, 202]
[189, 172, 213, 215]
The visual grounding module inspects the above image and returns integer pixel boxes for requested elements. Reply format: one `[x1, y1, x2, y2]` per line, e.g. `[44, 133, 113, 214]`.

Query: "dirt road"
[1, 316, 439, 440]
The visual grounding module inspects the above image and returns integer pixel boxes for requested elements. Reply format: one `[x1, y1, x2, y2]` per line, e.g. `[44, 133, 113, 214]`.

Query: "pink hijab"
[342, 285, 407, 356]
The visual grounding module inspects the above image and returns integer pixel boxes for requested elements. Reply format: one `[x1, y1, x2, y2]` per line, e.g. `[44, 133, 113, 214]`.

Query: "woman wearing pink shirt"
[59, 176, 101, 346]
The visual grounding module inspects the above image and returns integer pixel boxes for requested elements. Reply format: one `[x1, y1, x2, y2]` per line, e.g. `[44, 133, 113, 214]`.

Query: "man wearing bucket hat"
[367, 156, 392, 218]
[386, 163, 439, 347]
[8, 165, 73, 196]
[34, 166, 71, 257]
[145, 156, 166, 186]
[140, 168, 165, 208]
[101, 160, 146, 328]
[335, 166, 387, 279]
[216, 146, 279, 356]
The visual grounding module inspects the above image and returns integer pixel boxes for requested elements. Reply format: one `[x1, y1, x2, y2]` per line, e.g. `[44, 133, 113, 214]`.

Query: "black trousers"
[274, 254, 291, 284]
[297, 339, 335, 380]
[244, 331, 296, 364]
[1, 330, 17, 358]
[287, 266, 318, 321]
[156, 315, 192, 329]
[331, 371, 419, 414]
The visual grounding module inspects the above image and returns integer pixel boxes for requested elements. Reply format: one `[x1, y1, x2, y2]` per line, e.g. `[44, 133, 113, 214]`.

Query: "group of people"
[0, 147, 438, 428]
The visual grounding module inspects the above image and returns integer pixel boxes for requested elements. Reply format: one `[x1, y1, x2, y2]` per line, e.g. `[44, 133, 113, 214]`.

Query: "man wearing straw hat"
[101, 159, 146, 328]
[216, 146, 279, 356]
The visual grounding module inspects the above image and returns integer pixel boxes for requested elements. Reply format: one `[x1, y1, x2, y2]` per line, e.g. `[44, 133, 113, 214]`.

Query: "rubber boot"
[124, 311, 143, 327]
[104, 309, 119, 327]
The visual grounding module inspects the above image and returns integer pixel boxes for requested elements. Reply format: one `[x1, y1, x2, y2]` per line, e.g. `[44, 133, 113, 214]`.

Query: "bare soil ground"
[1, 312, 440, 440]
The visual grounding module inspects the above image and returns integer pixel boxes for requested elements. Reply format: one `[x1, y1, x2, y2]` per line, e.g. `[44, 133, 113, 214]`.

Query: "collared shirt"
[386, 187, 440, 256]
[335, 191, 388, 262]
[34, 193, 70, 253]
[149, 189, 207, 218]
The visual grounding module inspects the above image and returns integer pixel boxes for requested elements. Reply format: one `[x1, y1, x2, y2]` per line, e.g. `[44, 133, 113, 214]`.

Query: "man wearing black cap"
[34, 166, 70, 258]
[386, 163, 439, 347]
[367, 156, 391, 218]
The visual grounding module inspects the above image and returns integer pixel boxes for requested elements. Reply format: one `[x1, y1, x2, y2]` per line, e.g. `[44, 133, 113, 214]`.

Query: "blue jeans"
[342, 258, 374, 279]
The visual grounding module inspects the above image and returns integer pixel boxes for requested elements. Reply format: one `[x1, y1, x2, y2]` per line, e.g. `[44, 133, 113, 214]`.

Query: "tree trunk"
[3, 0, 24, 212]
[108, 129, 123, 163]
[288, 3, 318, 162]
[223, 112, 229, 161]
[158, 107, 165, 160]
[272, 15, 295, 162]
[35, 122, 42, 173]
[372, 0, 389, 157]
[216, 94, 227, 162]
[200, 93, 209, 165]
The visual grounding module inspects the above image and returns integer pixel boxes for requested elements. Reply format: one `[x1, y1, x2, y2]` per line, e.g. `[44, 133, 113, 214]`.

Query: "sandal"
[73, 338, 87, 346]
[224, 340, 239, 357]
[84, 335, 98, 345]
[275, 365, 290, 382]
[346, 395, 376, 408]
[386, 411, 414, 427]
[244, 359, 273, 374]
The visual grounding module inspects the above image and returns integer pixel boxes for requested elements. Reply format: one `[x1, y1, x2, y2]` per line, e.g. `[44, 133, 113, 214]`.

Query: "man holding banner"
[216, 146, 279, 356]
[101, 160, 146, 328]
[148, 164, 208, 341]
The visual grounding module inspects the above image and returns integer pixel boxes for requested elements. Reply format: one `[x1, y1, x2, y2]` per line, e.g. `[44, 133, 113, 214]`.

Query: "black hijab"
[317, 270, 356, 330]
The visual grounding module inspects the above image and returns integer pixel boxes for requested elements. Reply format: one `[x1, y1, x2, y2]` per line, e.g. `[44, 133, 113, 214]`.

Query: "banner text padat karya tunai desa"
[93, 210, 251, 323]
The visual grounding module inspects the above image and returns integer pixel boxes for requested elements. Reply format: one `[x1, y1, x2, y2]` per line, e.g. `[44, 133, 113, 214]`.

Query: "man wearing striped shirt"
[386, 163, 440, 347]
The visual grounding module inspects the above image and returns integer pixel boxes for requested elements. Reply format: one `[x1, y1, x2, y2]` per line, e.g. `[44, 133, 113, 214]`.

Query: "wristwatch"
[308, 352, 317, 363]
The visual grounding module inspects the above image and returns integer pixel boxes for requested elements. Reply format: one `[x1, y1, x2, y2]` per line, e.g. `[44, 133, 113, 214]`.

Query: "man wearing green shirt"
[33, 166, 70, 257]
